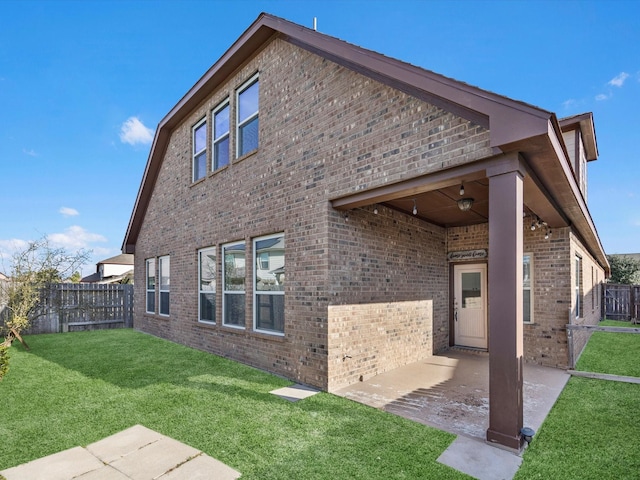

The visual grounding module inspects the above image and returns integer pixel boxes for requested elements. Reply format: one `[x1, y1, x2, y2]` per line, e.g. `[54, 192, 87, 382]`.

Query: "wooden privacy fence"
[26, 283, 134, 334]
[602, 283, 640, 322]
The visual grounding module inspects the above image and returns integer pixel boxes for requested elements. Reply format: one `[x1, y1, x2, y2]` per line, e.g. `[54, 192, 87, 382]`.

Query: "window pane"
[146, 259, 155, 289]
[224, 293, 245, 326]
[461, 272, 481, 309]
[160, 257, 170, 290]
[146, 291, 155, 313]
[238, 80, 259, 122]
[224, 244, 245, 291]
[160, 292, 170, 315]
[256, 294, 284, 333]
[238, 117, 259, 156]
[214, 105, 229, 138]
[523, 290, 531, 323]
[200, 292, 215, 322]
[194, 151, 206, 181]
[255, 235, 285, 292]
[199, 250, 216, 292]
[194, 122, 206, 153]
[214, 137, 229, 170]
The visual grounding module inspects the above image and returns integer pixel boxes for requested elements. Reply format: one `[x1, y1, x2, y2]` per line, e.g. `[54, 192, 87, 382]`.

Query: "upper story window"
[193, 119, 207, 182]
[237, 75, 259, 157]
[213, 100, 230, 171]
[198, 247, 216, 324]
[146, 258, 155, 314]
[159, 255, 170, 316]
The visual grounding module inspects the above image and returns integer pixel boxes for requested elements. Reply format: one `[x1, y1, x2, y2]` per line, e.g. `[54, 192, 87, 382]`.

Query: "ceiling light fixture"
[459, 183, 465, 196]
[412, 199, 418, 215]
[457, 198, 474, 212]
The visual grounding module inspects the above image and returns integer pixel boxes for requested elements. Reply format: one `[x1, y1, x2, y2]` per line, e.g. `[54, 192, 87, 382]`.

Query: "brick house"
[123, 13, 608, 450]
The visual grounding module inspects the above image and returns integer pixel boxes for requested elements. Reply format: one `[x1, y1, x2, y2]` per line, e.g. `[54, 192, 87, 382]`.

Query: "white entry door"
[454, 264, 487, 349]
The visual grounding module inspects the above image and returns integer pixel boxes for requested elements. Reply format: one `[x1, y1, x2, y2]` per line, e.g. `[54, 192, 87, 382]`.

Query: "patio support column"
[486, 153, 525, 451]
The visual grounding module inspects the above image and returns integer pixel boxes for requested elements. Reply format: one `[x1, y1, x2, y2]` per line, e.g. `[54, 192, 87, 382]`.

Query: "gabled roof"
[559, 112, 598, 161]
[121, 13, 607, 273]
[98, 253, 134, 266]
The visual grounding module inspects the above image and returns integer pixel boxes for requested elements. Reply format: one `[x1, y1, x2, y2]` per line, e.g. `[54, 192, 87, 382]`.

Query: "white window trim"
[145, 258, 155, 314]
[213, 99, 230, 171]
[198, 247, 216, 325]
[192, 117, 207, 182]
[159, 255, 170, 317]
[222, 241, 246, 329]
[236, 73, 259, 158]
[253, 233, 284, 336]
[575, 255, 582, 319]
[523, 253, 534, 324]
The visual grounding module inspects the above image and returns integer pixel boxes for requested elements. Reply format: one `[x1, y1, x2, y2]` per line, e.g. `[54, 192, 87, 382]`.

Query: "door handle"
[454, 310, 458, 322]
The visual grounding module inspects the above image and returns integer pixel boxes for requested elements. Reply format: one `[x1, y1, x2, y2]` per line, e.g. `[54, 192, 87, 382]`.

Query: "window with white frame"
[192, 118, 207, 182]
[198, 247, 216, 323]
[223, 242, 245, 327]
[159, 255, 170, 316]
[575, 255, 582, 318]
[523, 254, 533, 323]
[236, 75, 259, 157]
[254, 233, 284, 334]
[146, 258, 155, 314]
[213, 100, 230, 170]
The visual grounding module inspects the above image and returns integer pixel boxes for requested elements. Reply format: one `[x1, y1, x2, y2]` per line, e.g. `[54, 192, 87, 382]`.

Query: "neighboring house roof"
[81, 254, 135, 283]
[121, 12, 608, 273]
[80, 272, 101, 283]
[0, 272, 8, 282]
[98, 254, 134, 266]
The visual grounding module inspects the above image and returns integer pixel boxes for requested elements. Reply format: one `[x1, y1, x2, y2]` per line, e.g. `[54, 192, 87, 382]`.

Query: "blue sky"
[1, 0, 638, 275]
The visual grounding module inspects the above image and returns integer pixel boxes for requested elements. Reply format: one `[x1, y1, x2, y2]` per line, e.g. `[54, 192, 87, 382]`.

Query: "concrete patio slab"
[335, 350, 569, 479]
[87, 424, 165, 464]
[0, 425, 241, 480]
[270, 383, 319, 402]
[0, 446, 105, 480]
[437, 436, 522, 480]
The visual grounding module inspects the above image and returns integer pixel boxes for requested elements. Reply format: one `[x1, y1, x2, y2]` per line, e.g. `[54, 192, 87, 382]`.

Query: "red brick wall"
[133, 37, 493, 390]
[447, 223, 585, 368]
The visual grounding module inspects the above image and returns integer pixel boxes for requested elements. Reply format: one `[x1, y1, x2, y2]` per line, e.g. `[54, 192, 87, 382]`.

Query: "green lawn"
[0, 330, 467, 479]
[599, 319, 638, 328]
[516, 329, 640, 479]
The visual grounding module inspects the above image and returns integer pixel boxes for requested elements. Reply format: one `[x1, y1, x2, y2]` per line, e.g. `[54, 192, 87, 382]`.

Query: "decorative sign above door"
[447, 249, 488, 262]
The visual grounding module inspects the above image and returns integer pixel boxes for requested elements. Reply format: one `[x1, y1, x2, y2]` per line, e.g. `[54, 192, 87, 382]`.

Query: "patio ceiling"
[332, 154, 569, 230]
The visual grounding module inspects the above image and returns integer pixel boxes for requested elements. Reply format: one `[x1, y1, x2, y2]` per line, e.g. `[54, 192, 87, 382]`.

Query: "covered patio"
[334, 350, 569, 443]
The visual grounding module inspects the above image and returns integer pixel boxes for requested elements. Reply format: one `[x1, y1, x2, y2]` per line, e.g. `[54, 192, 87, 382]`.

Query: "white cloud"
[608, 72, 629, 87]
[119, 116, 154, 146]
[23, 148, 38, 157]
[59, 207, 79, 217]
[48, 226, 107, 250]
[562, 99, 577, 109]
[595, 93, 611, 101]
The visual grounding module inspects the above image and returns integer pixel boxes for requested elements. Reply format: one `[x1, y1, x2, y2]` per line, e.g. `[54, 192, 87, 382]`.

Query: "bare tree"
[0, 237, 91, 351]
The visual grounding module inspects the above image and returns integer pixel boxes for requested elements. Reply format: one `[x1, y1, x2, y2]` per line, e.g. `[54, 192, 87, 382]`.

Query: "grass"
[0, 329, 467, 479]
[516, 329, 640, 479]
[599, 319, 638, 328]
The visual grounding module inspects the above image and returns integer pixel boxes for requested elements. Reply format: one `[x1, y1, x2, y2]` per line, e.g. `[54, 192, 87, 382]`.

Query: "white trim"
[212, 99, 230, 171]
[145, 258, 155, 314]
[523, 252, 534, 324]
[235, 73, 259, 158]
[198, 247, 216, 324]
[159, 255, 170, 317]
[222, 241, 246, 329]
[192, 117, 207, 182]
[253, 232, 285, 336]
